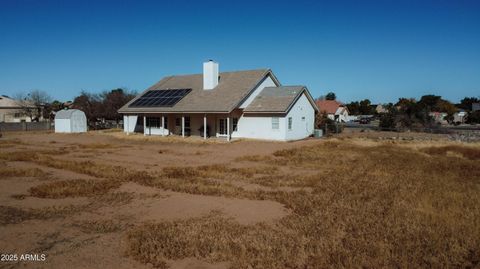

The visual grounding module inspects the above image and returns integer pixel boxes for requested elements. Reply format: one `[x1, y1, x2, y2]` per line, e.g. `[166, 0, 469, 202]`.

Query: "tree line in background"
[71, 89, 137, 125]
[316, 91, 479, 132]
[15, 89, 136, 128]
[378, 95, 480, 130]
[15, 88, 480, 132]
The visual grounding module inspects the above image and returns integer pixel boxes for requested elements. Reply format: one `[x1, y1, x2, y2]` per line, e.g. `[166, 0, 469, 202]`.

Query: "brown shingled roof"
[118, 69, 275, 113]
[244, 86, 318, 113]
[315, 100, 344, 114]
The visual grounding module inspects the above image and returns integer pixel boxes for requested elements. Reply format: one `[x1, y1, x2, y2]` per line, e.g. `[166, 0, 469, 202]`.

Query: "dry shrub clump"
[34, 156, 153, 182]
[0, 205, 83, 225]
[235, 154, 273, 162]
[76, 143, 118, 150]
[0, 149, 66, 162]
[421, 145, 480, 160]
[74, 219, 126, 234]
[0, 139, 26, 148]
[29, 179, 121, 198]
[0, 167, 48, 178]
[94, 192, 135, 206]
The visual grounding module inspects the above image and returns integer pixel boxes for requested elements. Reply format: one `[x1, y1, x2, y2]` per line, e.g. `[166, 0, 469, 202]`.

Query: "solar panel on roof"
[129, 89, 192, 107]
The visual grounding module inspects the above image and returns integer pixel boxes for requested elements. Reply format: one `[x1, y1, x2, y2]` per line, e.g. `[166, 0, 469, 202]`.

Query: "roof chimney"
[203, 60, 219, 90]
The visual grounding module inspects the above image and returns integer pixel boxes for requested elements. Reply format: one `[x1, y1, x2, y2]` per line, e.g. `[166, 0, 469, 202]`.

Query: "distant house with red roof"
[315, 100, 349, 122]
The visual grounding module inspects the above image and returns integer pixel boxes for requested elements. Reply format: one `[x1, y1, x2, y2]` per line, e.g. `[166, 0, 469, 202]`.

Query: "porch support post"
[161, 115, 165, 136]
[203, 114, 207, 140]
[143, 116, 146, 136]
[181, 116, 185, 138]
[227, 116, 230, 141]
[126, 115, 129, 135]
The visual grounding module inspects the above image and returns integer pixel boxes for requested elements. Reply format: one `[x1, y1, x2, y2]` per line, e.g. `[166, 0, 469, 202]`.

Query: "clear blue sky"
[1, 0, 479, 104]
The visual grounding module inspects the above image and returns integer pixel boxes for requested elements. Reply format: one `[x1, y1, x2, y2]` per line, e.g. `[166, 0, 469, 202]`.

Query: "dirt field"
[1, 130, 479, 269]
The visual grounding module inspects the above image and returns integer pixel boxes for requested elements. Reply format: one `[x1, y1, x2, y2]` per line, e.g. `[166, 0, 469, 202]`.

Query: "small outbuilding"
[54, 109, 87, 133]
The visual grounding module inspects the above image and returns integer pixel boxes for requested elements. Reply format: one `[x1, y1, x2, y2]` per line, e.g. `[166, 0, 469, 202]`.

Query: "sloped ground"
[0, 131, 479, 269]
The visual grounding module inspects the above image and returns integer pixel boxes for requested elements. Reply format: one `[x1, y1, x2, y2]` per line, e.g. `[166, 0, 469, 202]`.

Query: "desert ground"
[1, 130, 479, 269]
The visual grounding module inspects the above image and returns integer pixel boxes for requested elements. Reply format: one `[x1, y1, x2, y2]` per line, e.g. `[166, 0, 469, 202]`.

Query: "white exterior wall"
[232, 114, 286, 141]
[335, 108, 349, 123]
[54, 119, 71, 133]
[203, 61, 219, 90]
[55, 111, 87, 133]
[285, 93, 315, 141]
[239, 75, 277, 109]
[144, 127, 169, 136]
[123, 115, 138, 133]
[71, 112, 87, 132]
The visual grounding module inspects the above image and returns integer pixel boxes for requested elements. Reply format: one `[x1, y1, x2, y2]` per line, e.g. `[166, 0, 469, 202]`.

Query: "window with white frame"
[271, 117, 279, 130]
[288, 117, 292, 130]
[146, 117, 161, 128]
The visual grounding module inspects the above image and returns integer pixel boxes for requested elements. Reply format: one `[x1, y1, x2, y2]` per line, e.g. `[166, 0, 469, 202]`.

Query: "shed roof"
[244, 86, 317, 113]
[118, 69, 276, 113]
[55, 109, 84, 119]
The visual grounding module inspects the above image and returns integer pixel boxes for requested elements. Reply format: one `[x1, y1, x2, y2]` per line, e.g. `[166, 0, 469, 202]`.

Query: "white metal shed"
[54, 109, 87, 133]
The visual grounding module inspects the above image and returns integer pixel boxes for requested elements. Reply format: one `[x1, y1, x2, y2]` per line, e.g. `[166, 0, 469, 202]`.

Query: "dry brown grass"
[34, 156, 153, 182]
[234, 154, 273, 162]
[127, 212, 307, 269]
[0, 149, 67, 162]
[75, 143, 119, 150]
[94, 192, 135, 206]
[421, 145, 480, 160]
[0, 138, 26, 148]
[0, 167, 48, 178]
[0, 205, 84, 225]
[74, 219, 126, 234]
[3, 136, 480, 268]
[104, 132, 223, 145]
[29, 179, 122, 198]
[127, 141, 480, 269]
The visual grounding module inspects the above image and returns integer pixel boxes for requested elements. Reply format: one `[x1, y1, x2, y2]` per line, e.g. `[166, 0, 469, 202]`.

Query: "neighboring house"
[54, 109, 87, 133]
[0, 95, 43, 123]
[453, 111, 467, 124]
[118, 61, 318, 141]
[374, 104, 387, 114]
[429, 112, 448, 125]
[315, 100, 349, 122]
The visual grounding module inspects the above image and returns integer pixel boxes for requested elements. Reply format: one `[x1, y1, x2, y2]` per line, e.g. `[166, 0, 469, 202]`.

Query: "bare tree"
[14, 90, 51, 121]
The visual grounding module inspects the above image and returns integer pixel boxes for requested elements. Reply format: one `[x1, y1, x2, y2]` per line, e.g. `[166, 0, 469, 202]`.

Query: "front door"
[218, 118, 227, 135]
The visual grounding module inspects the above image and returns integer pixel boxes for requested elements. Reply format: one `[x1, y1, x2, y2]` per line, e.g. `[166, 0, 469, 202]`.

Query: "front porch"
[124, 113, 239, 141]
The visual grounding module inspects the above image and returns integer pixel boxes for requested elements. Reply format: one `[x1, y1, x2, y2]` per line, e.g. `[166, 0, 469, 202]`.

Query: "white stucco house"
[54, 109, 87, 133]
[118, 61, 318, 141]
[315, 100, 349, 122]
[0, 95, 44, 122]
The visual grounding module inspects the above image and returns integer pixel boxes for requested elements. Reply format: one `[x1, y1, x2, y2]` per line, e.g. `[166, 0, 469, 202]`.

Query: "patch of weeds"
[0, 205, 82, 225]
[29, 179, 122, 198]
[94, 192, 134, 206]
[421, 145, 480, 160]
[158, 149, 171, 154]
[11, 194, 27, 200]
[0, 167, 49, 178]
[74, 219, 125, 234]
[127, 212, 305, 269]
[235, 154, 273, 162]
